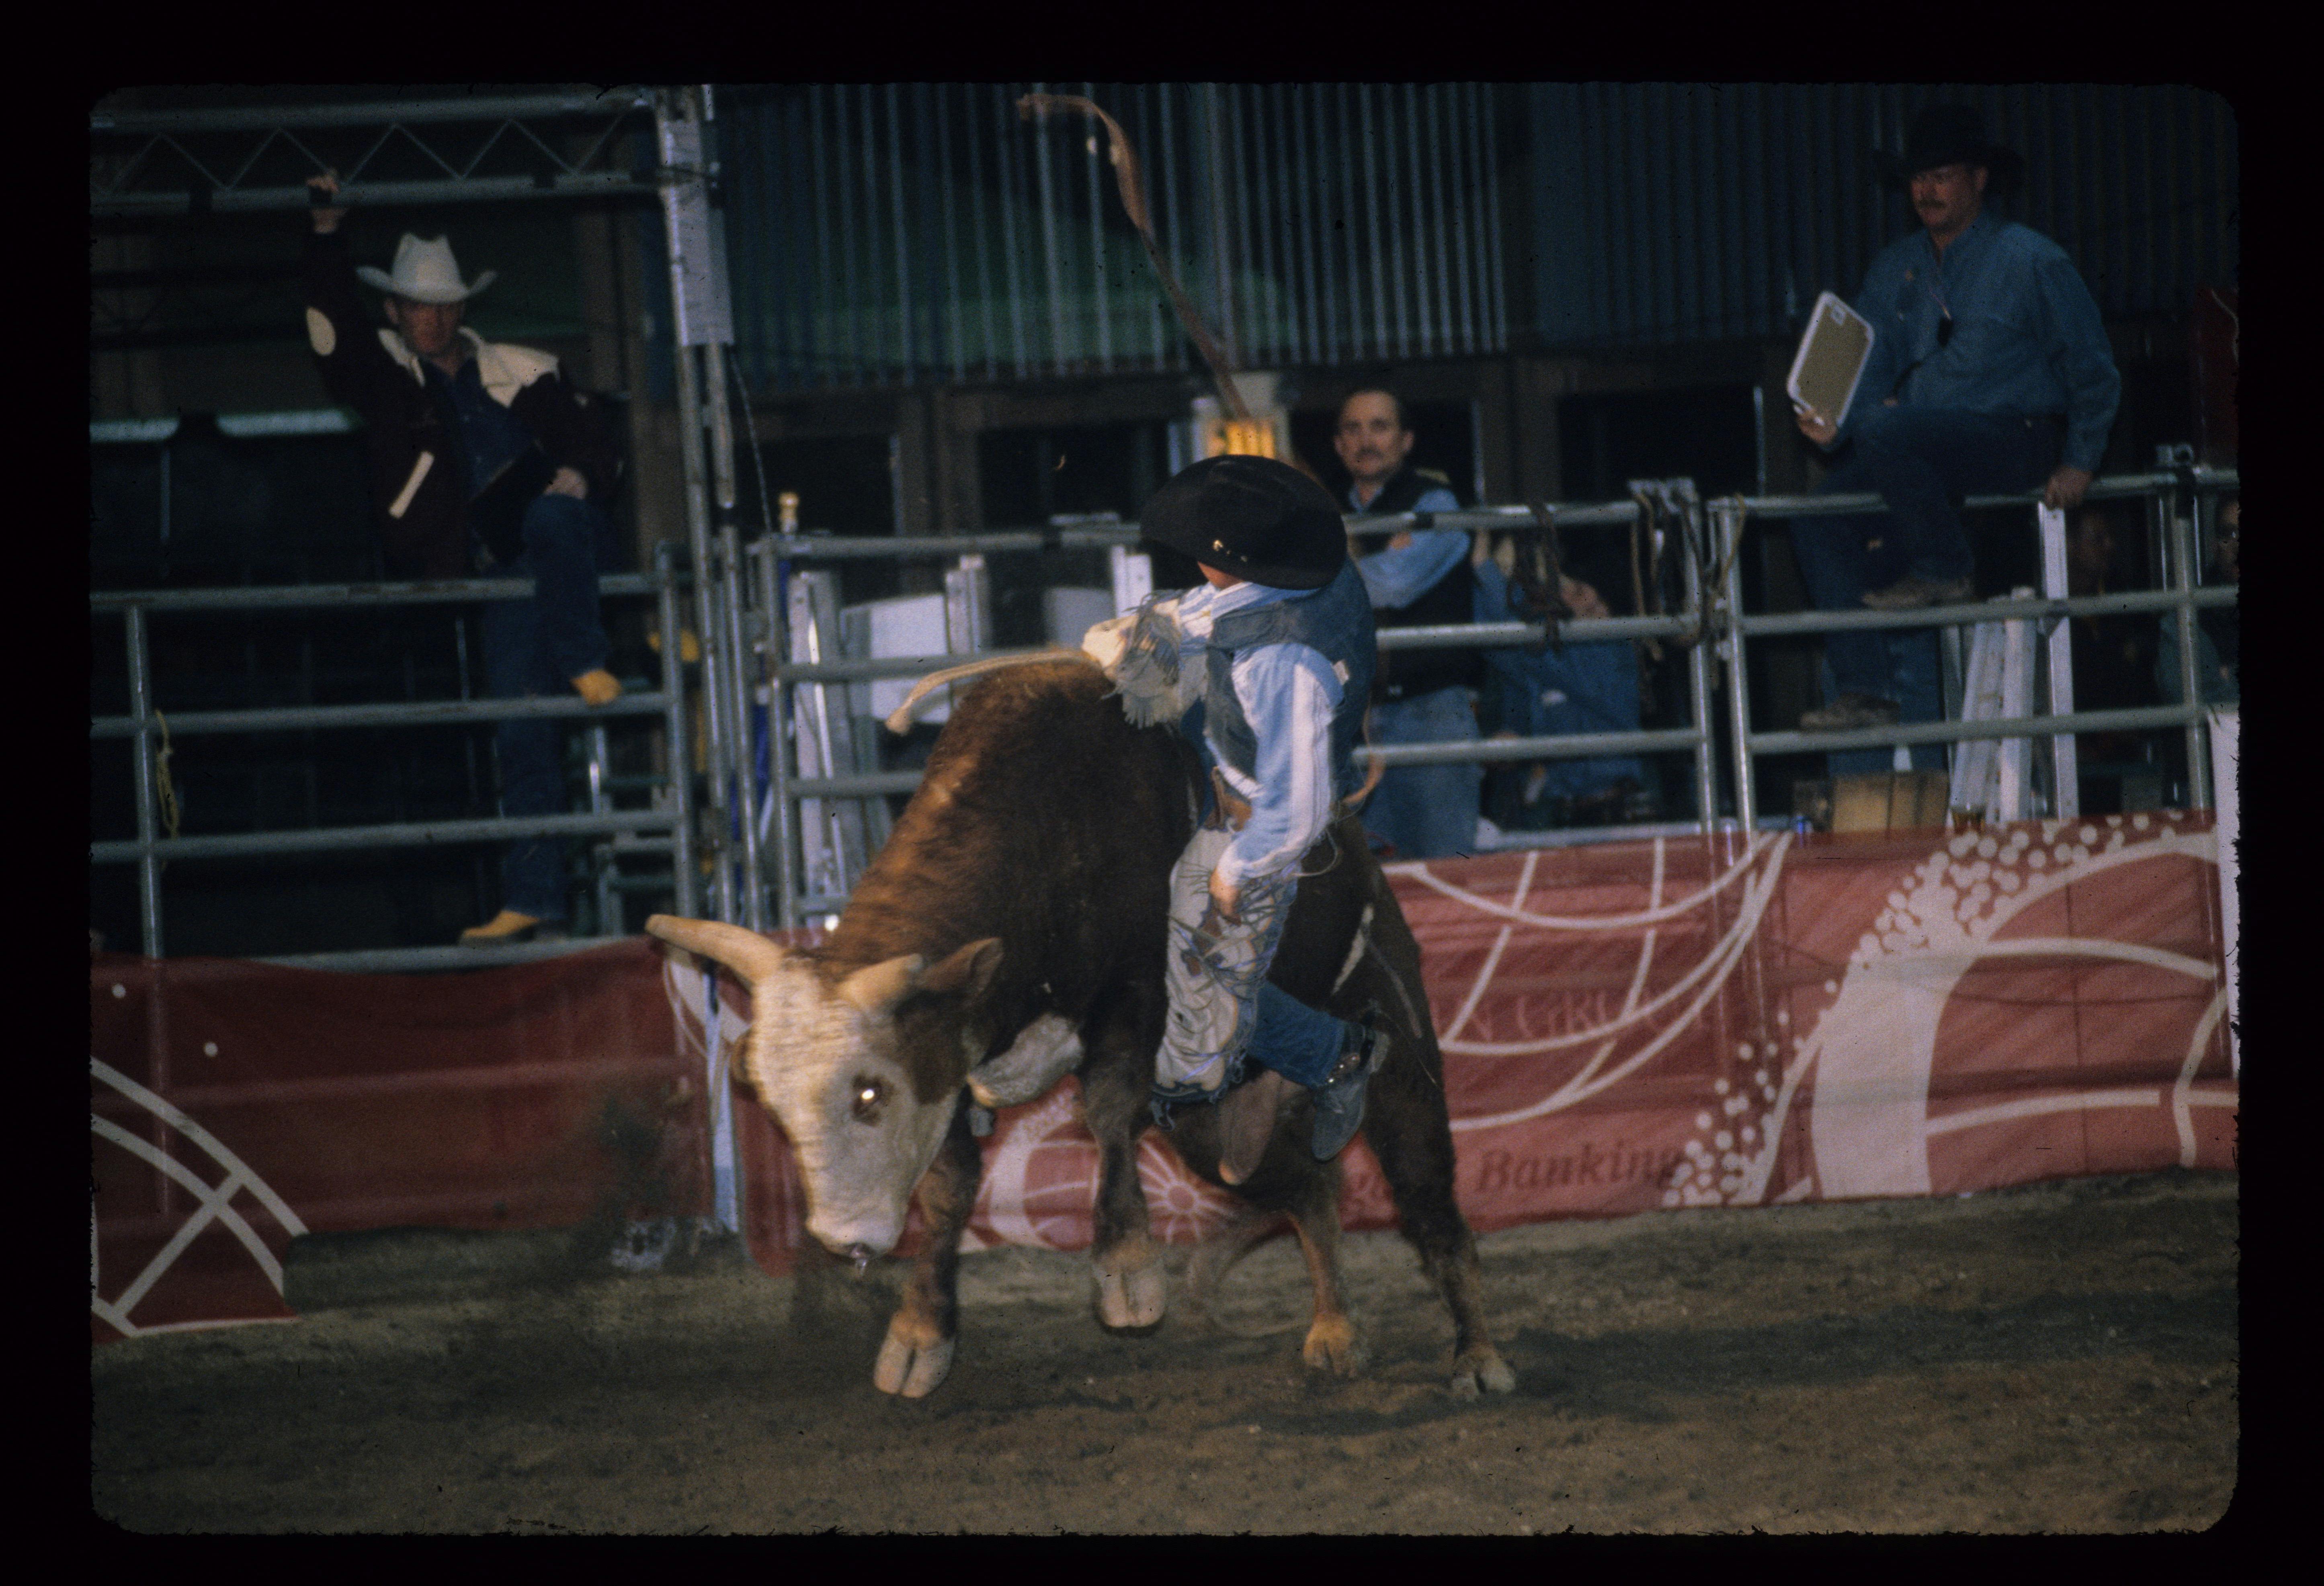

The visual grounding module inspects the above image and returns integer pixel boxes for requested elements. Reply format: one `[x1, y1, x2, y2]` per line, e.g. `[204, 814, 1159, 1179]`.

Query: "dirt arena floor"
[92, 1168, 2237, 1535]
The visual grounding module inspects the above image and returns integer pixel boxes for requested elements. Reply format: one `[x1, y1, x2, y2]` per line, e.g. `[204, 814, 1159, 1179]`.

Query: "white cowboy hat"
[356, 233, 497, 304]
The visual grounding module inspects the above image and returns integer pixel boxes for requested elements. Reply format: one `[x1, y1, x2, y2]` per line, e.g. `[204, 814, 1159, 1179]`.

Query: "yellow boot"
[645, 628, 701, 663]
[571, 668, 623, 707]
[459, 909, 543, 946]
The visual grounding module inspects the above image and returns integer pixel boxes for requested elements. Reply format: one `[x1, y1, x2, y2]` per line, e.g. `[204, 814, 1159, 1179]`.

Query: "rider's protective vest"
[1203, 558, 1377, 805]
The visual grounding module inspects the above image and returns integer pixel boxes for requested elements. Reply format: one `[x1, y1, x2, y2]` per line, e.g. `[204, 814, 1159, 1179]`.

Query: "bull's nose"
[809, 1219, 898, 1265]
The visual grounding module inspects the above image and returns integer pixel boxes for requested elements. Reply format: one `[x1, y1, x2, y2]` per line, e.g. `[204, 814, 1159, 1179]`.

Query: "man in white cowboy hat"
[304, 170, 626, 945]
[1790, 104, 2120, 774]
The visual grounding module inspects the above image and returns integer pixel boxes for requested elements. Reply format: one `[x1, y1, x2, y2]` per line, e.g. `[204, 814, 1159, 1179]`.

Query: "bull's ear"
[921, 937, 1003, 1002]
[838, 953, 926, 1015]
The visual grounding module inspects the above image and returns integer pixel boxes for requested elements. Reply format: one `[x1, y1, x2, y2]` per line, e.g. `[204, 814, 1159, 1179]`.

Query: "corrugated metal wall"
[1529, 83, 2238, 348]
[676, 83, 2236, 395]
[709, 83, 1509, 392]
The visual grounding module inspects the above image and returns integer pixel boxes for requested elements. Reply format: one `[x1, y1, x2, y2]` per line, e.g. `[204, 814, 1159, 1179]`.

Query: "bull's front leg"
[1077, 1009, 1167, 1333]
[873, 1098, 983, 1398]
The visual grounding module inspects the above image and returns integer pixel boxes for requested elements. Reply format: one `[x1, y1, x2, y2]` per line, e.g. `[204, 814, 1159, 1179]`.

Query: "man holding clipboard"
[1788, 106, 2119, 758]
[304, 172, 625, 945]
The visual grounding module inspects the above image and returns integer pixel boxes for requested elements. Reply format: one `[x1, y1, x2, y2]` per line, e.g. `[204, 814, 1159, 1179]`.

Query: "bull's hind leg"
[1361, 1048, 1517, 1397]
[1284, 1159, 1369, 1376]
[1343, 907, 1519, 1399]
[1077, 1000, 1166, 1333]
[873, 1102, 982, 1399]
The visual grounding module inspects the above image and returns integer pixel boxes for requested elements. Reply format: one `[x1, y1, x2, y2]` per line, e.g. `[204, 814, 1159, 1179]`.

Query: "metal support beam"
[1713, 499, 1750, 830]
[124, 606, 164, 958]
[93, 92, 653, 135]
[2036, 503, 2078, 818]
[650, 86, 756, 925]
[719, 521, 766, 931]
[2165, 478, 2213, 809]
[94, 173, 655, 219]
[654, 542, 700, 920]
[755, 539, 799, 934]
[90, 90, 657, 218]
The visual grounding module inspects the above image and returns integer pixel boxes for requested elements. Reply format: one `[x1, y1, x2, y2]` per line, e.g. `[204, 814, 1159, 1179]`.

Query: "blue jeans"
[1792, 407, 2060, 775]
[1363, 686, 1482, 860]
[481, 492, 613, 922]
[1251, 982, 1344, 1087]
[1486, 640, 1645, 802]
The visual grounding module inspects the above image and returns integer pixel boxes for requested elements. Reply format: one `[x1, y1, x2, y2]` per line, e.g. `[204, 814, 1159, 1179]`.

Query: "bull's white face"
[740, 955, 961, 1259]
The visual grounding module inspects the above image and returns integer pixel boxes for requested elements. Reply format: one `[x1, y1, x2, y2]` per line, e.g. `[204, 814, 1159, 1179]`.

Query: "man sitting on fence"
[303, 171, 625, 945]
[1790, 106, 2119, 772]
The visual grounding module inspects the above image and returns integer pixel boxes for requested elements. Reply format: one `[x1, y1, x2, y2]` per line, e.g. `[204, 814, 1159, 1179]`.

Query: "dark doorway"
[1556, 384, 1757, 504]
[740, 432, 902, 604]
[976, 420, 1176, 643]
[977, 420, 1173, 530]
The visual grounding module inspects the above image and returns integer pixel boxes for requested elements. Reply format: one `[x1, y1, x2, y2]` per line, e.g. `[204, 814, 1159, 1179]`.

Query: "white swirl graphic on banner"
[979, 1087, 1089, 1250]
[975, 1085, 1237, 1253]
[1409, 817, 2234, 1211]
[91, 1056, 309, 1338]
[1392, 829, 1770, 929]
[1742, 814, 2234, 1206]
[1443, 834, 1792, 1130]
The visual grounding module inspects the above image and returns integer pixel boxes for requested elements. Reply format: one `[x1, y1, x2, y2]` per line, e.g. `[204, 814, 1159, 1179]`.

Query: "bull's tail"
[1182, 1211, 1308, 1339]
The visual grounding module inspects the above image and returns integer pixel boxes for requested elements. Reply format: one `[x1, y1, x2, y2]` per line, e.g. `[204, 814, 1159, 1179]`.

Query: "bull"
[648, 656, 1515, 1400]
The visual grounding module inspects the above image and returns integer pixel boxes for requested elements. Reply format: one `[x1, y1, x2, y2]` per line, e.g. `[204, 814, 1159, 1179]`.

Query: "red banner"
[91, 943, 711, 1341]
[94, 812, 2234, 1336]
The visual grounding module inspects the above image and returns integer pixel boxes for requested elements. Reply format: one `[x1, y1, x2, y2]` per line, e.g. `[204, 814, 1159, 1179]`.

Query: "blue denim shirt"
[1841, 209, 2121, 473]
[1348, 481, 1466, 608]
[431, 355, 537, 496]
[1176, 564, 1373, 884]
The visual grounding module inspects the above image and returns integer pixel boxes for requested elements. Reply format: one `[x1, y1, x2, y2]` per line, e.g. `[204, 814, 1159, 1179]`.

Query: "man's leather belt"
[1205, 767, 1361, 834]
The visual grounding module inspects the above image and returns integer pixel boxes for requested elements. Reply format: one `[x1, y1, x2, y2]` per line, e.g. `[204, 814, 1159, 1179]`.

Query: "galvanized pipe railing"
[735, 465, 2236, 928]
[1719, 465, 2238, 826]
[742, 490, 1719, 926]
[655, 541, 701, 922]
[717, 521, 765, 933]
[90, 561, 696, 967]
[750, 538, 798, 934]
[1716, 497, 1758, 833]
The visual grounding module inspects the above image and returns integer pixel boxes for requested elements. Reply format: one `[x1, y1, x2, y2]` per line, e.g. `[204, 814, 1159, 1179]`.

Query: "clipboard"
[1787, 291, 1876, 430]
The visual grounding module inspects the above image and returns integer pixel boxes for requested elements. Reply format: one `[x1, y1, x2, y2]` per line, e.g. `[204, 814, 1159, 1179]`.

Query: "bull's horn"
[838, 953, 927, 1015]
[645, 914, 789, 983]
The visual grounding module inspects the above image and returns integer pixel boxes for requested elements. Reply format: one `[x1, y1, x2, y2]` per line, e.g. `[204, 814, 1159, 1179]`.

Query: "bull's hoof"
[872, 1321, 956, 1399]
[1092, 1254, 1167, 1332]
[1448, 1346, 1518, 1400]
[1301, 1314, 1369, 1377]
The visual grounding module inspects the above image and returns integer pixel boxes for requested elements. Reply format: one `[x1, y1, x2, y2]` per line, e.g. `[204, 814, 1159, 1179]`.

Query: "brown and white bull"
[647, 657, 1514, 1400]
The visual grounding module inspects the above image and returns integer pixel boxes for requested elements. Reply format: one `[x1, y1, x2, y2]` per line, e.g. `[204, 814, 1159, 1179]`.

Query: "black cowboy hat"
[1876, 104, 2025, 193]
[1140, 453, 1347, 591]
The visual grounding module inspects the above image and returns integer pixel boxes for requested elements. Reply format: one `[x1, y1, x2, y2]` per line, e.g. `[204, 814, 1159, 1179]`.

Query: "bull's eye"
[850, 1076, 888, 1124]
